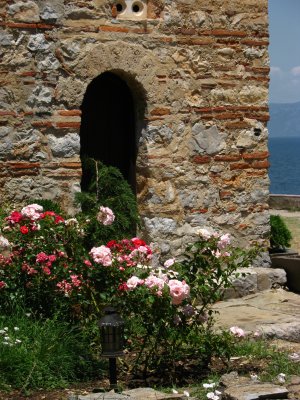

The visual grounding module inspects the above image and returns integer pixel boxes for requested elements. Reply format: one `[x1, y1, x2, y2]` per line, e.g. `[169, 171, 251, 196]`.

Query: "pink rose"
[144, 275, 165, 291]
[168, 279, 190, 305]
[89, 245, 112, 266]
[70, 274, 82, 288]
[230, 326, 245, 337]
[21, 204, 43, 221]
[97, 206, 115, 226]
[217, 233, 231, 249]
[164, 258, 175, 268]
[57, 280, 73, 296]
[126, 276, 144, 290]
[0, 281, 6, 289]
[36, 252, 48, 263]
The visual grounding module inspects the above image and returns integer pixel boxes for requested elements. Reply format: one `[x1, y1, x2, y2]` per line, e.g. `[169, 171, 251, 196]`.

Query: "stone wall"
[0, 0, 270, 257]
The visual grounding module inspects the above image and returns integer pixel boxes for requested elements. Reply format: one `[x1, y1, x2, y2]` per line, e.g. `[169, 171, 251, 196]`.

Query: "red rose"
[131, 238, 146, 247]
[20, 226, 29, 234]
[7, 211, 23, 224]
[41, 211, 56, 218]
[55, 215, 64, 224]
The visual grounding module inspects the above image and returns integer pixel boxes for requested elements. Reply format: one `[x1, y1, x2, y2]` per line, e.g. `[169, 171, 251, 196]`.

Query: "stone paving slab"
[70, 388, 194, 400]
[213, 288, 300, 342]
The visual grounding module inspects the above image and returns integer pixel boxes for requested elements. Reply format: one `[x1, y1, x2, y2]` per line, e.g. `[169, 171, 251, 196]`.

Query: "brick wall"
[0, 0, 270, 260]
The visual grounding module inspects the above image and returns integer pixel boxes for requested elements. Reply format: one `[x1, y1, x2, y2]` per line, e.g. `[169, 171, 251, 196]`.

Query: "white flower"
[172, 389, 178, 394]
[250, 373, 260, 382]
[14, 327, 19, 331]
[277, 373, 286, 383]
[0, 330, 5, 334]
[0, 235, 10, 249]
[15, 339, 22, 344]
[288, 353, 300, 362]
[197, 228, 213, 240]
[183, 391, 190, 397]
[64, 218, 78, 226]
[203, 383, 216, 389]
[3, 327, 8, 331]
[207, 392, 219, 400]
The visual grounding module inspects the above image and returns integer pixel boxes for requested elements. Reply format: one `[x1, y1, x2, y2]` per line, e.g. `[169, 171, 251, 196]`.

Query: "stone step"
[214, 288, 300, 342]
[223, 267, 287, 300]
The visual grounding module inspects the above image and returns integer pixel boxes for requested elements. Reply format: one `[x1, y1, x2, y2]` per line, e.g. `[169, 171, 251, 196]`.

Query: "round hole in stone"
[116, 3, 124, 12]
[132, 2, 143, 13]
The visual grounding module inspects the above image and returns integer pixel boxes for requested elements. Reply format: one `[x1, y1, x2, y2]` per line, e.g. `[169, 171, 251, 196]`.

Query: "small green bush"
[270, 215, 292, 251]
[76, 158, 140, 245]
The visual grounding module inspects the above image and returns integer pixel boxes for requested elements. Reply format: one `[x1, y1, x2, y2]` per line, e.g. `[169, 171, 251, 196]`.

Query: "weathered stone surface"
[0, 0, 270, 257]
[8, 1, 40, 23]
[223, 382, 288, 400]
[70, 388, 195, 400]
[27, 34, 50, 52]
[191, 122, 227, 155]
[214, 288, 300, 342]
[48, 133, 80, 158]
[40, 5, 59, 22]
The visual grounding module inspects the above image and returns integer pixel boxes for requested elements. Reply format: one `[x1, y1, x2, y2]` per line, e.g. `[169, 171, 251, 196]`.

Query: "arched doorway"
[80, 72, 137, 193]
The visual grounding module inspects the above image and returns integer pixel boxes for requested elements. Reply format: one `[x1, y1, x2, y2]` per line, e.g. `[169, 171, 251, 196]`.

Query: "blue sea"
[269, 137, 300, 195]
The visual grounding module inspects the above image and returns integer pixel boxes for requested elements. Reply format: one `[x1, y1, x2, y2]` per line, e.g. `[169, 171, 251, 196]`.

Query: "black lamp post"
[98, 306, 124, 390]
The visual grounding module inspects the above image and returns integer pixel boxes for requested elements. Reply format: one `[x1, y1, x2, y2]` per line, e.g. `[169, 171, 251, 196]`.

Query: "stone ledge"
[223, 267, 287, 300]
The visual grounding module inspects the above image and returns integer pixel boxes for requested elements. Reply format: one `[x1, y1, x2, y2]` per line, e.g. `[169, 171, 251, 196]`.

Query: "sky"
[269, 0, 300, 103]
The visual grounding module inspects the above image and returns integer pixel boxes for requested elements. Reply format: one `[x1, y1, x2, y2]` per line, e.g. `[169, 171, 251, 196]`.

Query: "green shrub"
[0, 201, 258, 383]
[270, 215, 292, 251]
[76, 158, 140, 246]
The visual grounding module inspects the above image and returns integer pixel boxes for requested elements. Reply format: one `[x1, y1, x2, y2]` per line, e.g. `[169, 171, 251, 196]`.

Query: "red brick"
[55, 121, 81, 129]
[99, 25, 129, 33]
[58, 110, 82, 116]
[0, 111, 16, 116]
[230, 162, 250, 170]
[227, 206, 237, 212]
[242, 151, 269, 160]
[193, 155, 211, 164]
[246, 170, 267, 177]
[226, 121, 252, 129]
[238, 224, 249, 230]
[5, 22, 55, 29]
[150, 108, 171, 116]
[241, 39, 269, 46]
[31, 121, 53, 127]
[191, 208, 208, 214]
[59, 162, 82, 169]
[8, 162, 40, 169]
[248, 114, 269, 122]
[201, 29, 247, 37]
[252, 160, 270, 169]
[19, 71, 37, 77]
[220, 190, 232, 199]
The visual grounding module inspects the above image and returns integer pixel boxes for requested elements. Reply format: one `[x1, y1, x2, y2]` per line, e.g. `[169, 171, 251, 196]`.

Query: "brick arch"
[75, 41, 161, 113]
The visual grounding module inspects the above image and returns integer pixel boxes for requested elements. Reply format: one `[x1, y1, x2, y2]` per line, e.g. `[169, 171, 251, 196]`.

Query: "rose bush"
[0, 203, 259, 377]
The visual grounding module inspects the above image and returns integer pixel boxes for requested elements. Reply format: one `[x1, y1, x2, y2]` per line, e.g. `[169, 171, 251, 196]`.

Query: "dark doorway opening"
[80, 72, 137, 193]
